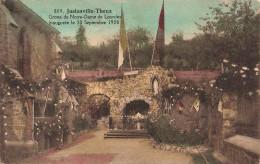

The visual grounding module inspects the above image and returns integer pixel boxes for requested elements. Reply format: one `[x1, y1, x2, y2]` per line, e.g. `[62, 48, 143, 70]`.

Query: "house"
[0, 0, 79, 162]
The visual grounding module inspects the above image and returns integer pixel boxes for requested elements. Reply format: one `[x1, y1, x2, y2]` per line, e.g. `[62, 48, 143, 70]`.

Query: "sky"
[21, 0, 259, 45]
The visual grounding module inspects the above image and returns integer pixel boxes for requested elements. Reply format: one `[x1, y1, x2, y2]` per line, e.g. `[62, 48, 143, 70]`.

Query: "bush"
[191, 151, 220, 164]
[73, 116, 89, 132]
[146, 115, 203, 146]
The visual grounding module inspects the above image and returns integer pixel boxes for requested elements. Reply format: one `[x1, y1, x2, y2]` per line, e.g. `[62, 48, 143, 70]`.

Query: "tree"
[171, 31, 184, 43]
[56, 36, 77, 62]
[196, 0, 259, 68]
[127, 27, 154, 68]
[189, 34, 220, 70]
[75, 25, 88, 67]
[76, 25, 88, 47]
[164, 31, 192, 70]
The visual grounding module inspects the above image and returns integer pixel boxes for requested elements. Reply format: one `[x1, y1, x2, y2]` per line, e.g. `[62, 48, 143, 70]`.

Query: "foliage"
[196, 0, 259, 68]
[0, 65, 54, 98]
[164, 31, 220, 70]
[73, 116, 89, 132]
[83, 95, 110, 126]
[63, 78, 86, 96]
[75, 25, 88, 67]
[127, 26, 153, 67]
[215, 67, 258, 92]
[34, 112, 71, 139]
[164, 32, 189, 70]
[164, 0, 259, 70]
[76, 25, 88, 48]
[58, 26, 153, 69]
[57, 26, 89, 67]
[191, 150, 220, 164]
[146, 115, 203, 146]
[161, 80, 221, 108]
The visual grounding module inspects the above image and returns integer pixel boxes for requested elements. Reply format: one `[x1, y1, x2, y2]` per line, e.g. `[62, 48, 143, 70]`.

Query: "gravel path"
[20, 129, 193, 164]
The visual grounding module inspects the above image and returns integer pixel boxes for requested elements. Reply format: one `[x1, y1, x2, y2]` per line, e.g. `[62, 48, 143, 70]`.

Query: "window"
[44, 103, 55, 117]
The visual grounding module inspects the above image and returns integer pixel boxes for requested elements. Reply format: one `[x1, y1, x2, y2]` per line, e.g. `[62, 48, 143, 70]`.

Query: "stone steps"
[104, 130, 150, 139]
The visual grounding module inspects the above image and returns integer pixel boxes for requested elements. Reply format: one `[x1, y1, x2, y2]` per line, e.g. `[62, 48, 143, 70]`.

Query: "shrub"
[73, 116, 89, 132]
[146, 115, 203, 146]
[191, 150, 220, 164]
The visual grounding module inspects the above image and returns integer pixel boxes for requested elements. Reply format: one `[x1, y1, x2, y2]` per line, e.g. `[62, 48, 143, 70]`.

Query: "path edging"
[148, 139, 208, 154]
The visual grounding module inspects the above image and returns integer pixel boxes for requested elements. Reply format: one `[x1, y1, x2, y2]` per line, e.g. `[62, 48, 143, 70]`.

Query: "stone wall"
[0, 4, 10, 64]
[84, 66, 175, 127]
[222, 92, 237, 139]
[2, 95, 38, 162]
[0, 2, 60, 161]
[223, 135, 259, 164]
[0, 3, 59, 83]
[3, 98, 27, 141]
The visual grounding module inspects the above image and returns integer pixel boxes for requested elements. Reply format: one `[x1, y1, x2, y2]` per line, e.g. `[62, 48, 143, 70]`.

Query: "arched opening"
[86, 94, 110, 128]
[18, 27, 32, 81]
[123, 100, 150, 130]
[124, 100, 149, 116]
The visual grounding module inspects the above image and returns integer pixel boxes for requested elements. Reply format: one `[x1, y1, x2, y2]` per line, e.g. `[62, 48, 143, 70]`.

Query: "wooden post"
[127, 48, 133, 72]
[208, 94, 213, 146]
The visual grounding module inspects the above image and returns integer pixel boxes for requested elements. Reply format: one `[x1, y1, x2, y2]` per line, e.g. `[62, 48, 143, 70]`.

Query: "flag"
[118, 6, 129, 69]
[218, 99, 223, 113]
[56, 68, 60, 75]
[178, 101, 184, 111]
[192, 97, 200, 112]
[152, 0, 165, 66]
[61, 69, 66, 80]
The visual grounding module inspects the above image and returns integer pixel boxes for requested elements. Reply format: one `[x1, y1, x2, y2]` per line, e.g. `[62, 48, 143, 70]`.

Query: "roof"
[0, 3, 18, 27]
[174, 70, 221, 84]
[5, 0, 59, 34]
[66, 69, 221, 84]
[55, 43, 63, 54]
[66, 70, 124, 82]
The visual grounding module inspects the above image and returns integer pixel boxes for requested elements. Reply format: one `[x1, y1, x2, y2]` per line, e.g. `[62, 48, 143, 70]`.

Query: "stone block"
[223, 109, 237, 120]
[223, 120, 231, 127]
[13, 125, 26, 131]
[5, 140, 38, 163]
[222, 127, 235, 139]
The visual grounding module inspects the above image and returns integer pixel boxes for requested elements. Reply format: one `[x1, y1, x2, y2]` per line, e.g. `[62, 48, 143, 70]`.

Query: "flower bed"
[146, 115, 204, 146]
[149, 139, 208, 154]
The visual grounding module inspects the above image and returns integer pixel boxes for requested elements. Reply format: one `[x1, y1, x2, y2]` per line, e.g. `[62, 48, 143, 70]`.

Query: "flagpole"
[151, 0, 164, 66]
[118, 5, 132, 71]
[151, 40, 156, 66]
[127, 42, 133, 71]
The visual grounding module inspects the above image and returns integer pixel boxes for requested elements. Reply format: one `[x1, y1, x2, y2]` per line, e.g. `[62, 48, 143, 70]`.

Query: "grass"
[190, 151, 221, 164]
[70, 61, 117, 70]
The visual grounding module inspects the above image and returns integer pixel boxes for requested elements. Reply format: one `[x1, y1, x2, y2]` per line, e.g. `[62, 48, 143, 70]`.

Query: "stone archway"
[87, 94, 111, 128]
[124, 100, 149, 116]
[118, 94, 152, 114]
[123, 100, 150, 130]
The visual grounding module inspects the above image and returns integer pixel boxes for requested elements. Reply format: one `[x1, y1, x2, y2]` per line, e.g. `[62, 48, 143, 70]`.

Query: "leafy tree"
[87, 39, 118, 69]
[196, 0, 259, 68]
[171, 31, 185, 43]
[76, 25, 88, 47]
[126, 27, 153, 68]
[75, 25, 88, 67]
[164, 31, 192, 70]
[189, 34, 220, 70]
[56, 36, 77, 62]
[165, 0, 259, 70]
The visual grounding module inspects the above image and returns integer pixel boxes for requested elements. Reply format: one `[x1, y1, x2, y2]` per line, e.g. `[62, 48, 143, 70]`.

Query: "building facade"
[0, 0, 77, 162]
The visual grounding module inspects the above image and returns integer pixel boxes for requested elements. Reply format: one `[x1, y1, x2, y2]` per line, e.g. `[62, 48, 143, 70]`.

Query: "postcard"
[0, 0, 259, 163]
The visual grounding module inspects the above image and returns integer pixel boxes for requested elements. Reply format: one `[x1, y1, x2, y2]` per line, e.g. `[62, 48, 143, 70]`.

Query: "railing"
[123, 116, 146, 130]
